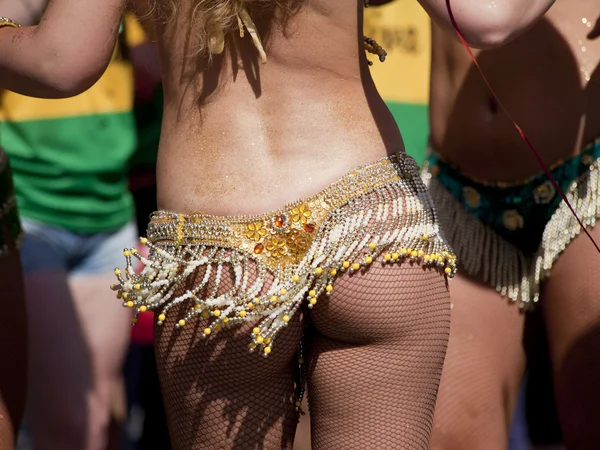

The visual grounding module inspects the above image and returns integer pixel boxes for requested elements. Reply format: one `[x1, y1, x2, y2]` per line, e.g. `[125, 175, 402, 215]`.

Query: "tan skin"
[428, 1, 600, 449]
[0, 0, 554, 448]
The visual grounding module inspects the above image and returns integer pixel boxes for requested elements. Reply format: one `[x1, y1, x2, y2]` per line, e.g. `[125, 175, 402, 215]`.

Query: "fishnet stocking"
[155, 260, 304, 450]
[308, 263, 450, 449]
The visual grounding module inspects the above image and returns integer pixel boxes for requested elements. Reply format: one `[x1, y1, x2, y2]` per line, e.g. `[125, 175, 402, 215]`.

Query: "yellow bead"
[424, 255, 430, 262]
[123, 250, 131, 257]
[123, 293, 129, 300]
[283, 315, 291, 323]
[392, 252, 399, 260]
[342, 261, 350, 269]
[253, 297, 260, 304]
[400, 248, 408, 256]
[126, 301, 134, 308]
[315, 267, 323, 276]
[158, 313, 166, 322]
[264, 346, 272, 355]
[417, 250, 425, 257]
[249, 343, 256, 349]
[444, 267, 452, 274]
[309, 298, 317, 305]
[223, 317, 229, 323]
[352, 263, 361, 271]
[421, 234, 429, 241]
[178, 319, 186, 327]
[438, 256, 444, 263]
[411, 251, 418, 258]
[131, 318, 138, 324]
[298, 357, 305, 364]
[330, 269, 337, 276]
[292, 275, 300, 282]
[369, 242, 377, 250]
[140, 237, 148, 244]
[116, 292, 122, 299]
[271, 295, 279, 303]
[134, 284, 141, 291]
[326, 285, 333, 292]
[214, 324, 222, 331]
[201, 310, 210, 319]
[256, 336, 264, 344]
[114, 269, 121, 275]
[194, 304, 201, 311]
[213, 309, 221, 317]
[253, 327, 261, 335]
[384, 253, 392, 261]
[131, 248, 137, 254]
[203, 328, 211, 336]
[264, 337, 271, 344]
[295, 401, 301, 407]
[280, 288, 287, 295]
[309, 290, 317, 298]
[139, 305, 147, 313]
[247, 302, 255, 310]
[239, 310, 247, 318]
[365, 256, 373, 264]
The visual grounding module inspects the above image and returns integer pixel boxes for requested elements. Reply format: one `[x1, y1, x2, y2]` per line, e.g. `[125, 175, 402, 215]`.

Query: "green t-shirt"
[0, 51, 137, 234]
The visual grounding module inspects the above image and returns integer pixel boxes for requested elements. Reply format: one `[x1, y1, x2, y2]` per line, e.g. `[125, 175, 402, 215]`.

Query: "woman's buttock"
[311, 263, 450, 345]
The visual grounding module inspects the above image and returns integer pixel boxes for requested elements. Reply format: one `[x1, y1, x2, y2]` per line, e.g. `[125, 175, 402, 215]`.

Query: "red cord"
[445, 0, 600, 254]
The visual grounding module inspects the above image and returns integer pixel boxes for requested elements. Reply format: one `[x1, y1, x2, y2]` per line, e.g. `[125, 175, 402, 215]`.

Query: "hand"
[588, 16, 600, 40]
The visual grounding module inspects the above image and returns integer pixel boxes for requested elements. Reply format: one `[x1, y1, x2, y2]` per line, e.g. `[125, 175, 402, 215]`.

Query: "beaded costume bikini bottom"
[112, 152, 456, 355]
[422, 136, 600, 309]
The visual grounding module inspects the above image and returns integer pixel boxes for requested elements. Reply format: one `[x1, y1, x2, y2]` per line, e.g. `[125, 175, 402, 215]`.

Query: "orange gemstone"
[303, 223, 315, 233]
[274, 215, 285, 228]
[254, 244, 264, 254]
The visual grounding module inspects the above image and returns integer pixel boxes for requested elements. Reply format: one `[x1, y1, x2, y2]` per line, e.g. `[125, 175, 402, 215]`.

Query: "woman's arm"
[417, 0, 556, 48]
[0, 0, 126, 98]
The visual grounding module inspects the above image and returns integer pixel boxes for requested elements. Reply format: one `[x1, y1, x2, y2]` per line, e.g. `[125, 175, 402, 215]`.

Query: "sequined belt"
[112, 152, 456, 356]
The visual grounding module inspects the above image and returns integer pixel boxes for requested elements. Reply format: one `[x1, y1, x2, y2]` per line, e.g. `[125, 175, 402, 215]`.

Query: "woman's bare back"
[152, 0, 403, 216]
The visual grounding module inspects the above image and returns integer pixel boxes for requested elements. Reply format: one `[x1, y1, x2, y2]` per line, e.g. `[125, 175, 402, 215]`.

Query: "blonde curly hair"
[153, 0, 298, 62]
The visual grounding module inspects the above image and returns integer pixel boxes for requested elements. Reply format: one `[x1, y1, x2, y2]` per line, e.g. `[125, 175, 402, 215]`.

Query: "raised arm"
[0, 0, 126, 98]
[416, 0, 555, 48]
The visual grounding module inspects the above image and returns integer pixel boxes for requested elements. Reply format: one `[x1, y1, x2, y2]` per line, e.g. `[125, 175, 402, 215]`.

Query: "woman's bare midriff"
[152, 1, 403, 216]
[429, 0, 600, 182]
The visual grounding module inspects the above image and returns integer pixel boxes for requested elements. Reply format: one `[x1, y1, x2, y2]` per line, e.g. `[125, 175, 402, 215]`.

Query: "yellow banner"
[364, 0, 431, 105]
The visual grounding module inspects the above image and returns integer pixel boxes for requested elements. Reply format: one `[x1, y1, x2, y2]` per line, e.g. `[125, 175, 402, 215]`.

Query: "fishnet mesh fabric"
[153, 186, 451, 449]
[155, 260, 304, 450]
[308, 263, 450, 449]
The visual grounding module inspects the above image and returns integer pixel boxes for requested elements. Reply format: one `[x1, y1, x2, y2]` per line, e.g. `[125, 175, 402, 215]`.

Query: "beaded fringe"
[422, 157, 600, 310]
[422, 172, 534, 308]
[112, 154, 456, 357]
[533, 158, 600, 288]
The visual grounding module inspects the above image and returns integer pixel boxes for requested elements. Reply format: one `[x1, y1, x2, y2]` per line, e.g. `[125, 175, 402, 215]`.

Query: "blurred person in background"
[0, 148, 26, 450]
[421, 1, 600, 449]
[0, 1, 138, 448]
